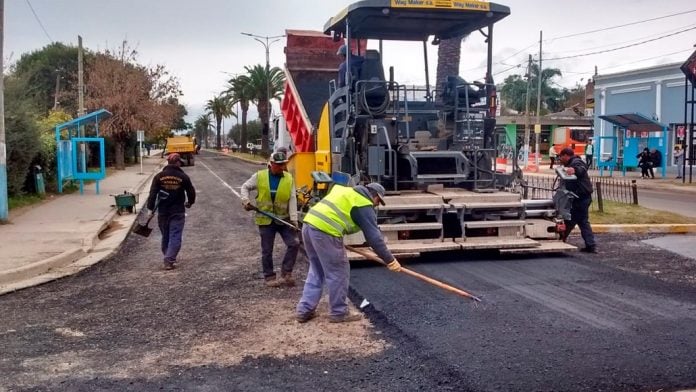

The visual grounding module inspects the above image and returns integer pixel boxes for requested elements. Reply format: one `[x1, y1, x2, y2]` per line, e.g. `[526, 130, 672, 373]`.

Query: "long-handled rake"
[345, 245, 482, 302]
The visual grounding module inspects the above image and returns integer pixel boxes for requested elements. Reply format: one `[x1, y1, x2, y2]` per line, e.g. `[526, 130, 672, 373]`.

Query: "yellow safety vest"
[256, 169, 293, 225]
[303, 185, 373, 237]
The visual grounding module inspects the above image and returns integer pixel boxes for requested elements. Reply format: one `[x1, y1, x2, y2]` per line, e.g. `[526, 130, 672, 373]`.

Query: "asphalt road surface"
[1, 151, 695, 392]
[638, 188, 696, 218]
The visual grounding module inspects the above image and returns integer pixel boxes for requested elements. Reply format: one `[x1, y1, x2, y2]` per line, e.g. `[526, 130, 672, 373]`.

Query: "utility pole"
[0, 0, 7, 222]
[241, 32, 284, 155]
[78, 35, 85, 117]
[523, 55, 532, 170]
[53, 72, 61, 110]
[535, 30, 543, 169]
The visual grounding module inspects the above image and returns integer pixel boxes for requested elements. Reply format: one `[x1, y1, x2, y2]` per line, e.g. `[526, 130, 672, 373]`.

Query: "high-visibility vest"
[303, 185, 373, 237]
[255, 169, 293, 225]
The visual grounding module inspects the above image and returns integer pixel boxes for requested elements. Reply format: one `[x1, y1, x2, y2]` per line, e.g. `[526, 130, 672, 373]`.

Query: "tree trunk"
[115, 141, 126, 170]
[435, 35, 464, 103]
[260, 100, 270, 156]
[216, 118, 222, 149]
[241, 109, 249, 153]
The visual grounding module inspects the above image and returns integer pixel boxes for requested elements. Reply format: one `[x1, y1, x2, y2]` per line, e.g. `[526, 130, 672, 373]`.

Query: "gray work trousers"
[259, 222, 300, 278]
[296, 224, 350, 317]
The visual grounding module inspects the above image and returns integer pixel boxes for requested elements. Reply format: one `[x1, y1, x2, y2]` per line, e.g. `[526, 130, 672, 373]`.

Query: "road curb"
[0, 248, 85, 288]
[204, 149, 267, 166]
[592, 224, 696, 234]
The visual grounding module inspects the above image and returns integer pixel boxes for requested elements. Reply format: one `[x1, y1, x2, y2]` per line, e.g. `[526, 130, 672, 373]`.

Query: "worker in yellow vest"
[241, 150, 299, 287]
[296, 182, 401, 323]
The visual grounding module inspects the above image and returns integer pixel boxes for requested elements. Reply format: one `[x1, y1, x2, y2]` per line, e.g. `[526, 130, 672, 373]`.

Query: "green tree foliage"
[229, 120, 262, 146]
[225, 75, 254, 153]
[499, 64, 566, 115]
[243, 65, 285, 155]
[12, 42, 86, 115]
[193, 114, 212, 149]
[205, 95, 234, 150]
[35, 110, 73, 192]
[3, 76, 41, 196]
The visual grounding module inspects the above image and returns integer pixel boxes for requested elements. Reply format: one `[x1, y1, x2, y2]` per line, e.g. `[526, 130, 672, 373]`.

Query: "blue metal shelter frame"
[598, 113, 669, 178]
[55, 109, 112, 194]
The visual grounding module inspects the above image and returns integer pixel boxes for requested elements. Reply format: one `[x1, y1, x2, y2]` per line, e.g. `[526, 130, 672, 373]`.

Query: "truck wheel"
[188, 156, 194, 166]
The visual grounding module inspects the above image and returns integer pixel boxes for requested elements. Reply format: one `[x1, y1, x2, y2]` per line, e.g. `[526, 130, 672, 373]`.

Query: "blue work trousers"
[259, 222, 300, 278]
[296, 224, 350, 317]
[158, 212, 186, 263]
[564, 197, 596, 248]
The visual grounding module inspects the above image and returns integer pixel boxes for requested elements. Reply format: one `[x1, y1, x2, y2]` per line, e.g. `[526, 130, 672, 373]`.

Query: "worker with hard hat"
[296, 182, 401, 323]
[241, 149, 300, 287]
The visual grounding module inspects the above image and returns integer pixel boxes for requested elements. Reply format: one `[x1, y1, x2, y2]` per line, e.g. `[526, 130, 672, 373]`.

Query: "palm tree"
[243, 64, 285, 155]
[435, 35, 467, 102]
[205, 95, 235, 149]
[225, 75, 254, 153]
[499, 64, 564, 115]
[193, 114, 212, 149]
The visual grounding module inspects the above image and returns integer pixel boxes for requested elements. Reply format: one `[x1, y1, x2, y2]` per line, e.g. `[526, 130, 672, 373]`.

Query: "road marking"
[199, 161, 241, 199]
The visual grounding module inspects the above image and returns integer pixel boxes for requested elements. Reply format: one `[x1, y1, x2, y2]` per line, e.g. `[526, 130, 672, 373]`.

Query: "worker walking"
[296, 182, 402, 323]
[558, 147, 596, 253]
[241, 150, 300, 287]
[146, 153, 196, 270]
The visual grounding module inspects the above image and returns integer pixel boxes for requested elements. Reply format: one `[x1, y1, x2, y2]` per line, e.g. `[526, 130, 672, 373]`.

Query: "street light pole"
[241, 32, 284, 155]
[0, 0, 8, 222]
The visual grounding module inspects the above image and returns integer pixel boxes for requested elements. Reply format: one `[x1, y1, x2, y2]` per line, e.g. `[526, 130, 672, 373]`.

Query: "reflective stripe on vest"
[302, 185, 373, 237]
[256, 169, 293, 225]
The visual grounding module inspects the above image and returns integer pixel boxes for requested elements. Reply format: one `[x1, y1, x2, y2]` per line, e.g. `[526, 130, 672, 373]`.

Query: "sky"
[5, 0, 696, 125]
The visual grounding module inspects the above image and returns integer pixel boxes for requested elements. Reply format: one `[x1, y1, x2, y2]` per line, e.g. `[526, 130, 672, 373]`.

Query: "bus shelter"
[598, 113, 669, 178]
[55, 109, 111, 194]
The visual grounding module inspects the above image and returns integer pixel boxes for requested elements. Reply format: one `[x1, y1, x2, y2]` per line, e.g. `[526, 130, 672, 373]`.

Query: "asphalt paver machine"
[281, 0, 576, 258]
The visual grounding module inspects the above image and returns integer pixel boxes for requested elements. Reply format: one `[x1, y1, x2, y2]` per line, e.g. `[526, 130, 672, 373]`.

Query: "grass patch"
[8, 194, 45, 210]
[590, 200, 696, 224]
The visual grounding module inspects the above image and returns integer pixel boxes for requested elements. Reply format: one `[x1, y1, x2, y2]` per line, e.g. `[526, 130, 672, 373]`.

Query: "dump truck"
[163, 135, 195, 166]
[280, 1, 575, 258]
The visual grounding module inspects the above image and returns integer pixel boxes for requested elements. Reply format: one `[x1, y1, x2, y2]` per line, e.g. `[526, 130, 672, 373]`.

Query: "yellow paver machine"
[279, 0, 576, 258]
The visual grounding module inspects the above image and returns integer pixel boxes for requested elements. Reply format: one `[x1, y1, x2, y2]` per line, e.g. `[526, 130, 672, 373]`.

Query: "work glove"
[386, 259, 402, 272]
[244, 202, 255, 211]
[291, 221, 299, 228]
[185, 202, 192, 209]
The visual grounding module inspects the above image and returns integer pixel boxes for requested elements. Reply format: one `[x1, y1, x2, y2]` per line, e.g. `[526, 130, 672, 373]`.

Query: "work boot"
[580, 246, 597, 253]
[280, 272, 295, 287]
[163, 262, 176, 270]
[329, 312, 363, 323]
[296, 311, 316, 323]
[265, 276, 282, 287]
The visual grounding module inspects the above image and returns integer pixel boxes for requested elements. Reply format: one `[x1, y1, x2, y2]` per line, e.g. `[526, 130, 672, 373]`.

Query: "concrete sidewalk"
[0, 153, 165, 294]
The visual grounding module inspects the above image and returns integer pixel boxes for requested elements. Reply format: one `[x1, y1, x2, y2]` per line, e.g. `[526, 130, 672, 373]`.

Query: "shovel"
[132, 190, 169, 237]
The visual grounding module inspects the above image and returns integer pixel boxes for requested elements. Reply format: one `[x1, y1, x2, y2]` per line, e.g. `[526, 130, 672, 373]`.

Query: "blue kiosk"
[55, 109, 111, 194]
[597, 113, 668, 178]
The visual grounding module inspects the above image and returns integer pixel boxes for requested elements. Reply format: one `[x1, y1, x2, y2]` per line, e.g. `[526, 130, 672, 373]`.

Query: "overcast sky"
[6, 0, 696, 124]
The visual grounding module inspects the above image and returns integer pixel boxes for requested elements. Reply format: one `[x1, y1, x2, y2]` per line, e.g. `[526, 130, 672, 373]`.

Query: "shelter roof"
[599, 113, 667, 133]
[56, 109, 112, 131]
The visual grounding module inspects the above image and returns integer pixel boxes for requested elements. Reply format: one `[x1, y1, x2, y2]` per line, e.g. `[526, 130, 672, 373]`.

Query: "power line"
[548, 22, 696, 55]
[544, 26, 696, 61]
[546, 8, 696, 41]
[25, 0, 52, 42]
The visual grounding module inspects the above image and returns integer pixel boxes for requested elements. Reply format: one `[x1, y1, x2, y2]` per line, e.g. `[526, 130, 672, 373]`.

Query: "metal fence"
[518, 175, 638, 211]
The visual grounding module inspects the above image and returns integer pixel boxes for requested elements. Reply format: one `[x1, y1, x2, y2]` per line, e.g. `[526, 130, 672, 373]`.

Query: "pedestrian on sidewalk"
[674, 145, 685, 179]
[650, 148, 662, 178]
[146, 153, 196, 270]
[549, 144, 558, 169]
[296, 182, 402, 324]
[637, 148, 653, 179]
[584, 139, 594, 169]
[558, 147, 596, 253]
[241, 150, 300, 288]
